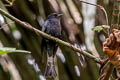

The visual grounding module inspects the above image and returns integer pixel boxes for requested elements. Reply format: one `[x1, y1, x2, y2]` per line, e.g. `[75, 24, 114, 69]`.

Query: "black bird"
[41, 13, 63, 78]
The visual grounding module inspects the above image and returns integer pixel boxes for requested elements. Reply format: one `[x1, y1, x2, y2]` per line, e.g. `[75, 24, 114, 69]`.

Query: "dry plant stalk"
[99, 61, 114, 80]
[103, 29, 120, 74]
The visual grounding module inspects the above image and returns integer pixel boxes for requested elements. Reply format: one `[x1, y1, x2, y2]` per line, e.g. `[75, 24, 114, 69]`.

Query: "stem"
[79, 0, 108, 25]
[111, 1, 120, 29]
[104, 64, 114, 80]
[79, 0, 109, 34]
[0, 8, 101, 64]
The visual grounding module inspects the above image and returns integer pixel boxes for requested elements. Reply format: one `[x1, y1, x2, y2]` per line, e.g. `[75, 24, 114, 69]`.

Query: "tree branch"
[79, 0, 109, 35]
[0, 8, 101, 64]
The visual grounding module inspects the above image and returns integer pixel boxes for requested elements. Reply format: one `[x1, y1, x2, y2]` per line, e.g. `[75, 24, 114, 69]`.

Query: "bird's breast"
[45, 19, 62, 38]
[48, 26, 61, 38]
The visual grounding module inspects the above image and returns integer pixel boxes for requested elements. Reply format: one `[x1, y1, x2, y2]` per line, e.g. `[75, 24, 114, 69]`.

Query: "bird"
[41, 13, 63, 78]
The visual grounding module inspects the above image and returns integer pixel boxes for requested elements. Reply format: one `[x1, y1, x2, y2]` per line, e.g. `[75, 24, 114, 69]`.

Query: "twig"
[79, 0, 108, 24]
[79, 0, 109, 35]
[0, 21, 14, 30]
[98, 61, 114, 80]
[101, 26, 109, 36]
[104, 64, 114, 80]
[0, 8, 101, 64]
[4, 0, 15, 7]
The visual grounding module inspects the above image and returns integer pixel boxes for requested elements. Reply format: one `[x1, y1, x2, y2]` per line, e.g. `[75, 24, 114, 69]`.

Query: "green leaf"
[92, 26, 103, 32]
[92, 25, 110, 32]
[0, 48, 31, 55]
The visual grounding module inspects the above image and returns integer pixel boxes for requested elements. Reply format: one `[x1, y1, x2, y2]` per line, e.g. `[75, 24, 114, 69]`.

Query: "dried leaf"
[103, 29, 120, 75]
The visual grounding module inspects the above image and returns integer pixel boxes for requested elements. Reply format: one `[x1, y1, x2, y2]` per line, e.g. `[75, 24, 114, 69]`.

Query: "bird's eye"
[54, 14, 58, 17]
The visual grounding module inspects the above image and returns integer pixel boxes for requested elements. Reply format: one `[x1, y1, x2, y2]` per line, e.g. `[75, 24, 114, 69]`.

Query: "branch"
[104, 63, 114, 80]
[0, 8, 101, 64]
[79, 0, 109, 35]
[79, 0, 108, 25]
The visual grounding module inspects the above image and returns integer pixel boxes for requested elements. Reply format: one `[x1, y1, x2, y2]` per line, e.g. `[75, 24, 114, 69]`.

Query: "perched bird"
[41, 13, 63, 78]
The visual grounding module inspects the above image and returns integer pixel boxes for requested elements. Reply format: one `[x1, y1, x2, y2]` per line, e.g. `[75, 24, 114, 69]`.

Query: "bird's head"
[46, 13, 63, 20]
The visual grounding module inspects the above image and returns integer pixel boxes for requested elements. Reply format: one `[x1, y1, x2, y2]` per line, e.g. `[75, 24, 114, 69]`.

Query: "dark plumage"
[41, 13, 63, 78]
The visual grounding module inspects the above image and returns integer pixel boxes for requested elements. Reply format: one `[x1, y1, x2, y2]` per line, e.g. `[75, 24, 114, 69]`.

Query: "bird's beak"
[58, 14, 63, 17]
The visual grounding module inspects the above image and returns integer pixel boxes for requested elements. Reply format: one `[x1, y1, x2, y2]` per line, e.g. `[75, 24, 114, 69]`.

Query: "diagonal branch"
[0, 8, 101, 64]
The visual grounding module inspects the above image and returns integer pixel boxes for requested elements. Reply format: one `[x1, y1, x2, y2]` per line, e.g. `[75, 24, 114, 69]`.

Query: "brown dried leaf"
[103, 29, 120, 75]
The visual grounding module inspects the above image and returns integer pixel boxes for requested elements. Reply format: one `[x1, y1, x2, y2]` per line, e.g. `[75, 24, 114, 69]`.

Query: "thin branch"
[104, 63, 114, 80]
[0, 21, 14, 30]
[79, 0, 109, 35]
[98, 61, 114, 80]
[0, 8, 101, 64]
[4, 0, 15, 7]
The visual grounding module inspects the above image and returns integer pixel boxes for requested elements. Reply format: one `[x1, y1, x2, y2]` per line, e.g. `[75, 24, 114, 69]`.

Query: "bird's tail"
[44, 56, 57, 78]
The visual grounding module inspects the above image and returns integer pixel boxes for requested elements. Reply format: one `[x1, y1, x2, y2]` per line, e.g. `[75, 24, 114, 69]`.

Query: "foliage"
[92, 25, 110, 32]
[0, 48, 31, 54]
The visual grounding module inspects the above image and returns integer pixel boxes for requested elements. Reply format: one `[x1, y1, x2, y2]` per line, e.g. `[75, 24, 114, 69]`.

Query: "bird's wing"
[41, 21, 48, 62]
[42, 20, 49, 32]
[41, 20, 49, 55]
